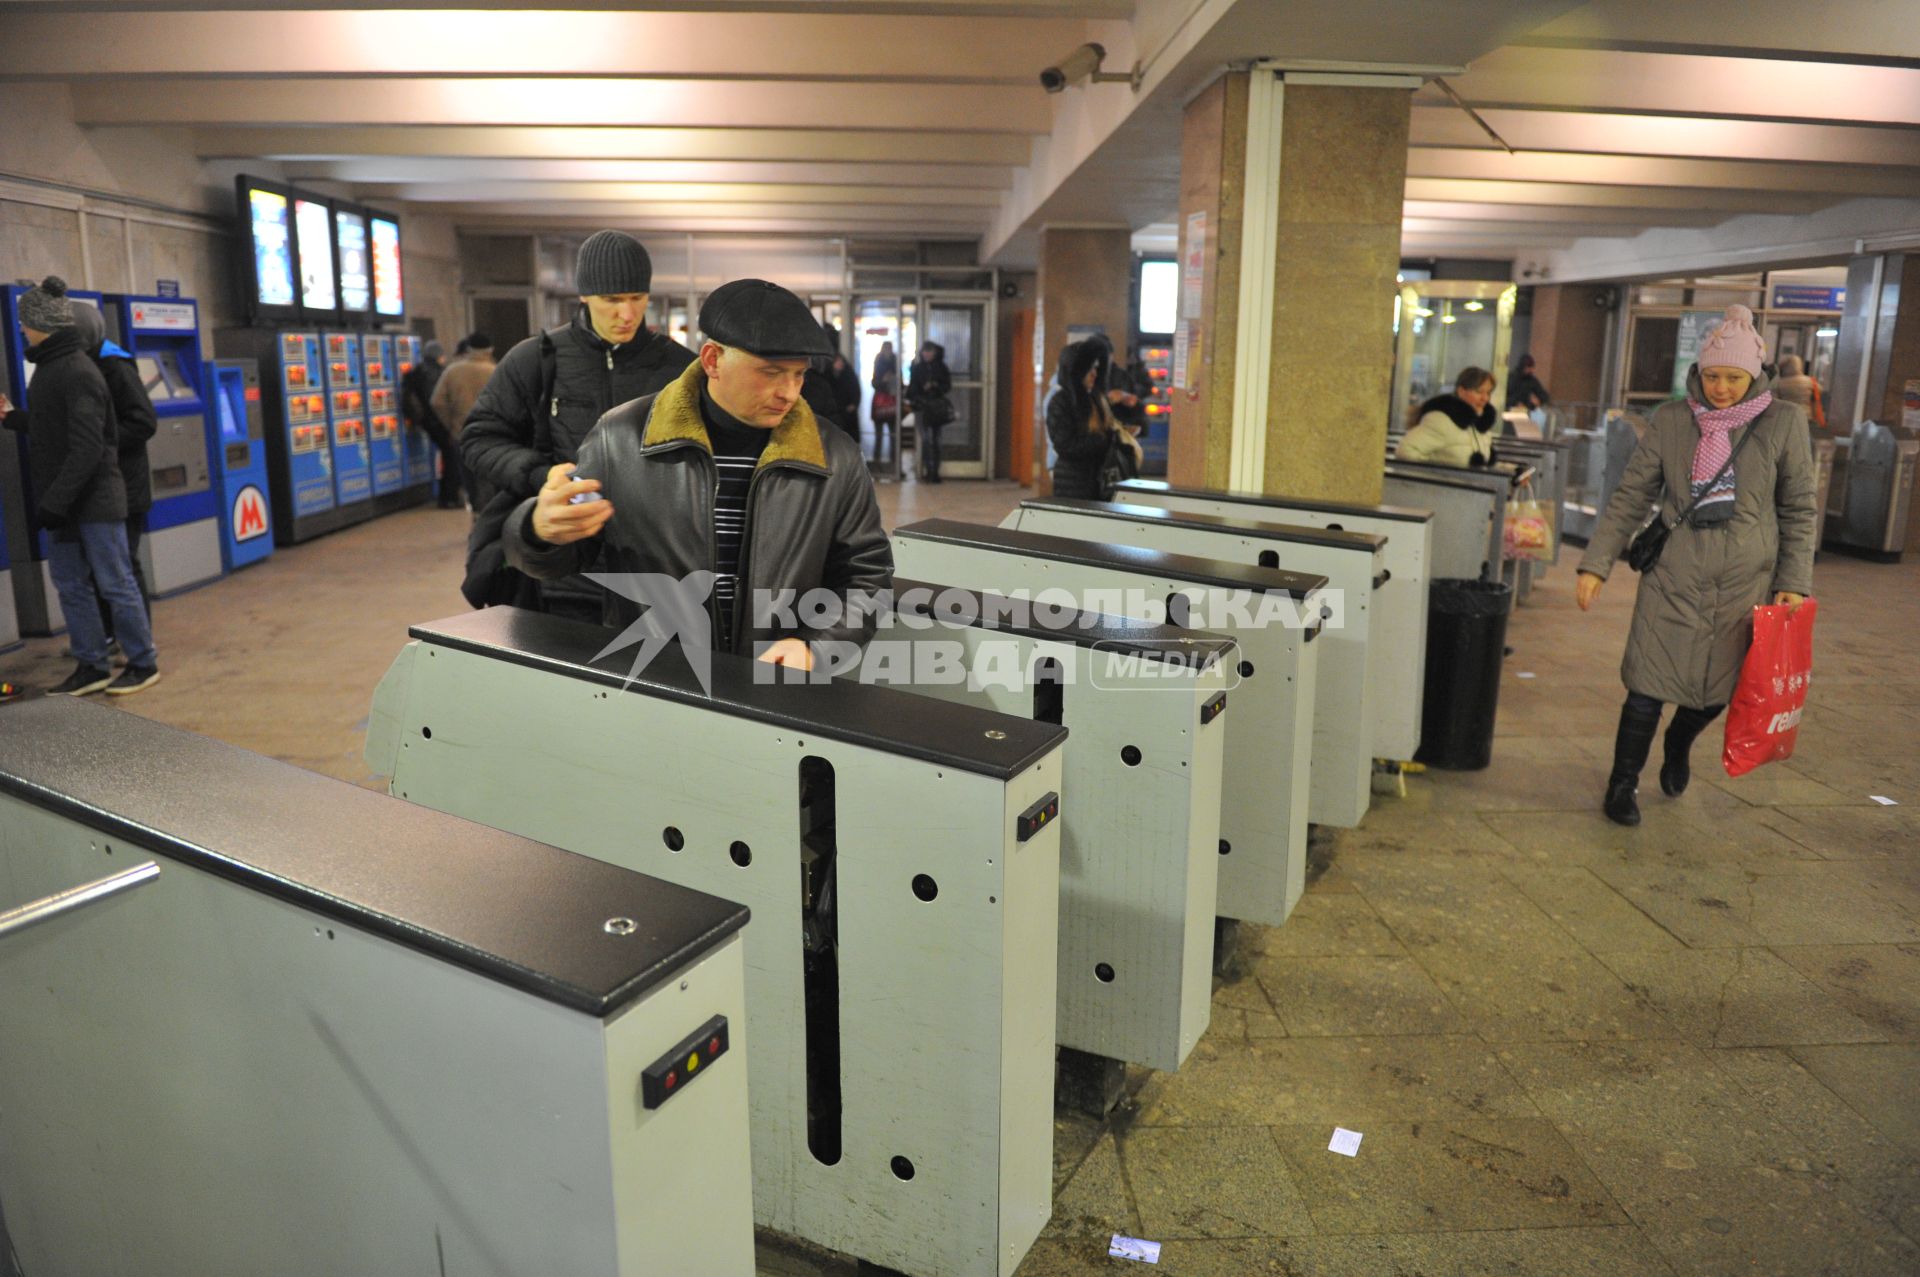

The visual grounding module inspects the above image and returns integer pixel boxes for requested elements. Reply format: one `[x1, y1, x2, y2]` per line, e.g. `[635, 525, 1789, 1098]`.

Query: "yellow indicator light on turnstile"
[687, 1053, 700, 1073]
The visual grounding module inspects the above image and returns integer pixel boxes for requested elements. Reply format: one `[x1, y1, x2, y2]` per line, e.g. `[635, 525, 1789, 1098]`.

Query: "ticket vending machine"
[213, 329, 337, 544]
[362, 332, 406, 509]
[0, 485, 17, 652]
[394, 334, 438, 500]
[1, 283, 104, 635]
[321, 330, 373, 524]
[101, 294, 224, 597]
[205, 358, 275, 571]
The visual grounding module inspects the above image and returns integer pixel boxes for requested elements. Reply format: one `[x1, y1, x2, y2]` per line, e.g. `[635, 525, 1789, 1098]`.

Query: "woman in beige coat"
[1577, 305, 1817, 825]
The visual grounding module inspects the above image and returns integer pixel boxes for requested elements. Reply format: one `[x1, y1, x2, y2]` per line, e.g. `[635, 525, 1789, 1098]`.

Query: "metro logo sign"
[232, 485, 270, 542]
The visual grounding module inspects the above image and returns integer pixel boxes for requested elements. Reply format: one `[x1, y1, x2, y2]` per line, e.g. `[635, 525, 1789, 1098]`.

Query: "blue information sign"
[1770, 284, 1844, 311]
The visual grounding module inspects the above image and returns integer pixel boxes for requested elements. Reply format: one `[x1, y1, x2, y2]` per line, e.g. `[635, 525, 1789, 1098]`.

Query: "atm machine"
[0, 696, 756, 1277]
[2, 283, 104, 634]
[321, 330, 374, 524]
[214, 329, 339, 544]
[206, 357, 276, 571]
[101, 294, 224, 596]
[393, 333, 438, 501]
[362, 332, 407, 511]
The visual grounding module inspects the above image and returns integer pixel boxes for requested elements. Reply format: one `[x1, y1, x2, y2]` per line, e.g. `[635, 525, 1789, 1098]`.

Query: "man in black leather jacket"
[506, 279, 891, 672]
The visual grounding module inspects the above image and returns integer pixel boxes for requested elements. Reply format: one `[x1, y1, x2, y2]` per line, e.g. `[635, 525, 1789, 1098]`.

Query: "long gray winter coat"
[1578, 367, 1817, 709]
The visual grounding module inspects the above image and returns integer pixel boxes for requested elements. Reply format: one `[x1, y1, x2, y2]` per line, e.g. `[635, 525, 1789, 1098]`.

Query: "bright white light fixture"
[1816, 327, 1839, 337]
[1463, 300, 1485, 311]
[1441, 314, 1458, 324]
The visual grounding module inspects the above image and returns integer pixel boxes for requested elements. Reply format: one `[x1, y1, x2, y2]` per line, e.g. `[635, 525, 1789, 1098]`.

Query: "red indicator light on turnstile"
[1016, 792, 1061, 842]
[641, 1015, 729, 1110]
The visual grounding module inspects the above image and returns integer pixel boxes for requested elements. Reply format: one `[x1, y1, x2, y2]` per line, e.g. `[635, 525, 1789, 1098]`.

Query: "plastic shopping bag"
[1502, 498, 1554, 562]
[1723, 598, 1818, 778]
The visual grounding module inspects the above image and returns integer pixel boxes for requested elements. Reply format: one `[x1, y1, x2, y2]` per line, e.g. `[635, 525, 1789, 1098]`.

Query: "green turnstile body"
[368, 607, 1066, 1277]
[0, 696, 754, 1277]
[891, 519, 1323, 926]
[1005, 499, 1385, 828]
[866, 580, 1233, 1071]
[1115, 480, 1432, 761]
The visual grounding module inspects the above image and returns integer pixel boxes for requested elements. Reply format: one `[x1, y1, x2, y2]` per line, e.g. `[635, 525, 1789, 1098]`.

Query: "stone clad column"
[1170, 67, 1415, 505]
[1033, 227, 1133, 495]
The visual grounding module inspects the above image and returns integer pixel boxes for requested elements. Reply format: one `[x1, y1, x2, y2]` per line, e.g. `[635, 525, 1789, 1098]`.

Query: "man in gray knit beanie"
[17, 276, 76, 333]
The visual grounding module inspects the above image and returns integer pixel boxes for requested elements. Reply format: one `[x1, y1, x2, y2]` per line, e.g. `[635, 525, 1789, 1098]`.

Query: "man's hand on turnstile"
[758, 637, 815, 672]
[1576, 572, 1604, 611]
[531, 463, 614, 545]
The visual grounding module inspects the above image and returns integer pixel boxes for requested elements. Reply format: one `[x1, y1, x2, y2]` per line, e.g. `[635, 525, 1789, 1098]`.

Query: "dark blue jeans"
[48, 520, 157, 670]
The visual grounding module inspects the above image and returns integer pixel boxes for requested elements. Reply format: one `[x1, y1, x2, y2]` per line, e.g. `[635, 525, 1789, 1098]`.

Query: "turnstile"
[1116, 480, 1431, 762]
[1827, 421, 1918, 561]
[1382, 465, 1505, 583]
[368, 607, 1066, 1277]
[1813, 437, 1835, 553]
[0, 696, 755, 1277]
[892, 518, 1324, 927]
[869, 580, 1232, 1072]
[1387, 460, 1536, 602]
[1005, 499, 1381, 829]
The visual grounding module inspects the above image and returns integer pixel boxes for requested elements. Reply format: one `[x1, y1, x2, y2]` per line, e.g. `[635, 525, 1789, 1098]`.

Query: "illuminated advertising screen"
[1137, 259, 1177, 335]
[294, 198, 337, 312]
[336, 208, 371, 314]
[248, 186, 295, 308]
[371, 215, 404, 317]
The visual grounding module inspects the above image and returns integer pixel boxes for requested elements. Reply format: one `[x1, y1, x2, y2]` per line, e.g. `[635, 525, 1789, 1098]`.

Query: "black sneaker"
[52, 664, 114, 696]
[105, 664, 162, 696]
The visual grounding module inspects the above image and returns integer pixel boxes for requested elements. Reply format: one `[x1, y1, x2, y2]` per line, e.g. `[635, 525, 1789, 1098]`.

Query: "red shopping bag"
[1723, 598, 1817, 778]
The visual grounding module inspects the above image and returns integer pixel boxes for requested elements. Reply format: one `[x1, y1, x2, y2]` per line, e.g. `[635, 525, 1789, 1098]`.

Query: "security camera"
[1040, 43, 1137, 93]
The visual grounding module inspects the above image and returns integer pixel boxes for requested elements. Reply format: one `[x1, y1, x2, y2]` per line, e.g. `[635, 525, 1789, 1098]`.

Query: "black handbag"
[1625, 422, 1758, 573]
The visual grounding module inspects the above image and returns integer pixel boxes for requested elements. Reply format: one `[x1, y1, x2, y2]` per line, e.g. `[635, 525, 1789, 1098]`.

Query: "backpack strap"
[534, 327, 562, 455]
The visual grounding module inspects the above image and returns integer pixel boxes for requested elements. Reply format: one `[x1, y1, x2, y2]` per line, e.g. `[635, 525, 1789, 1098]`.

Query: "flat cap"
[698, 279, 834, 360]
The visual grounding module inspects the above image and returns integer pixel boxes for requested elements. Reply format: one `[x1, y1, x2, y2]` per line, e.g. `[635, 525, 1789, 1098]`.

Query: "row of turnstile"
[4, 474, 1492, 1276]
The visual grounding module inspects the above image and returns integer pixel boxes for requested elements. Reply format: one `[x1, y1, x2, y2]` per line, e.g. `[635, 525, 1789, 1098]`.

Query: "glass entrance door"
[853, 292, 993, 482]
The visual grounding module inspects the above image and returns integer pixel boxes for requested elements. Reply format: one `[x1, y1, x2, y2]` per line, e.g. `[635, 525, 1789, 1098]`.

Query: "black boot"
[1660, 704, 1724, 797]
[1605, 694, 1662, 827]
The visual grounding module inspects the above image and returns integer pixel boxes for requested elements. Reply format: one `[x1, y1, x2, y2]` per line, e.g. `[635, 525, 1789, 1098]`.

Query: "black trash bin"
[1415, 578, 1513, 770]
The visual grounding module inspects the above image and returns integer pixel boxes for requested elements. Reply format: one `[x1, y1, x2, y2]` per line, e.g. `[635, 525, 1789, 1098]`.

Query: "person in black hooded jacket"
[71, 301, 157, 626]
[2, 277, 159, 696]
[1045, 335, 1140, 499]
[1396, 366, 1499, 468]
[906, 341, 953, 482]
[458, 230, 694, 613]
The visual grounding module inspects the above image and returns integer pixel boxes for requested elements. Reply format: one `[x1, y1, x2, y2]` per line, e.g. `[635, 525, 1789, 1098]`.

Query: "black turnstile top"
[409, 606, 1066, 780]
[1385, 459, 1536, 489]
[0, 696, 748, 1018]
[894, 518, 1329, 597]
[1381, 466, 1507, 496]
[886, 577, 1239, 665]
[1115, 480, 1434, 525]
[1019, 498, 1388, 554]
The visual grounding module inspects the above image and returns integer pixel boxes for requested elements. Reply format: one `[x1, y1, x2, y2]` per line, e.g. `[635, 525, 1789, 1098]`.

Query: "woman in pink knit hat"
[1574, 304, 1818, 826]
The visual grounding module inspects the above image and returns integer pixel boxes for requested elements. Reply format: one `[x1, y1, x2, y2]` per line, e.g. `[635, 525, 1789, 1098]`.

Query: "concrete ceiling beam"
[1404, 177, 1834, 214]
[1406, 149, 1920, 198]
[1401, 199, 1722, 226]
[363, 182, 1008, 206]
[72, 78, 1051, 131]
[1511, 0, 1920, 66]
[192, 126, 1034, 166]
[0, 10, 1086, 81]
[1423, 46, 1920, 127]
[1410, 105, 1920, 168]
[285, 159, 1018, 189]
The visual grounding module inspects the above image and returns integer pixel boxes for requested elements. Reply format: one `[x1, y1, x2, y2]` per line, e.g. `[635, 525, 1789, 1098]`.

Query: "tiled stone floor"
[5, 476, 1914, 1276]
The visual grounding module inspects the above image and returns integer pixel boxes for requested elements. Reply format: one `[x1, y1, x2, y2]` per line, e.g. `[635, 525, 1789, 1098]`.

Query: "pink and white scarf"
[1686, 391, 1771, 518]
